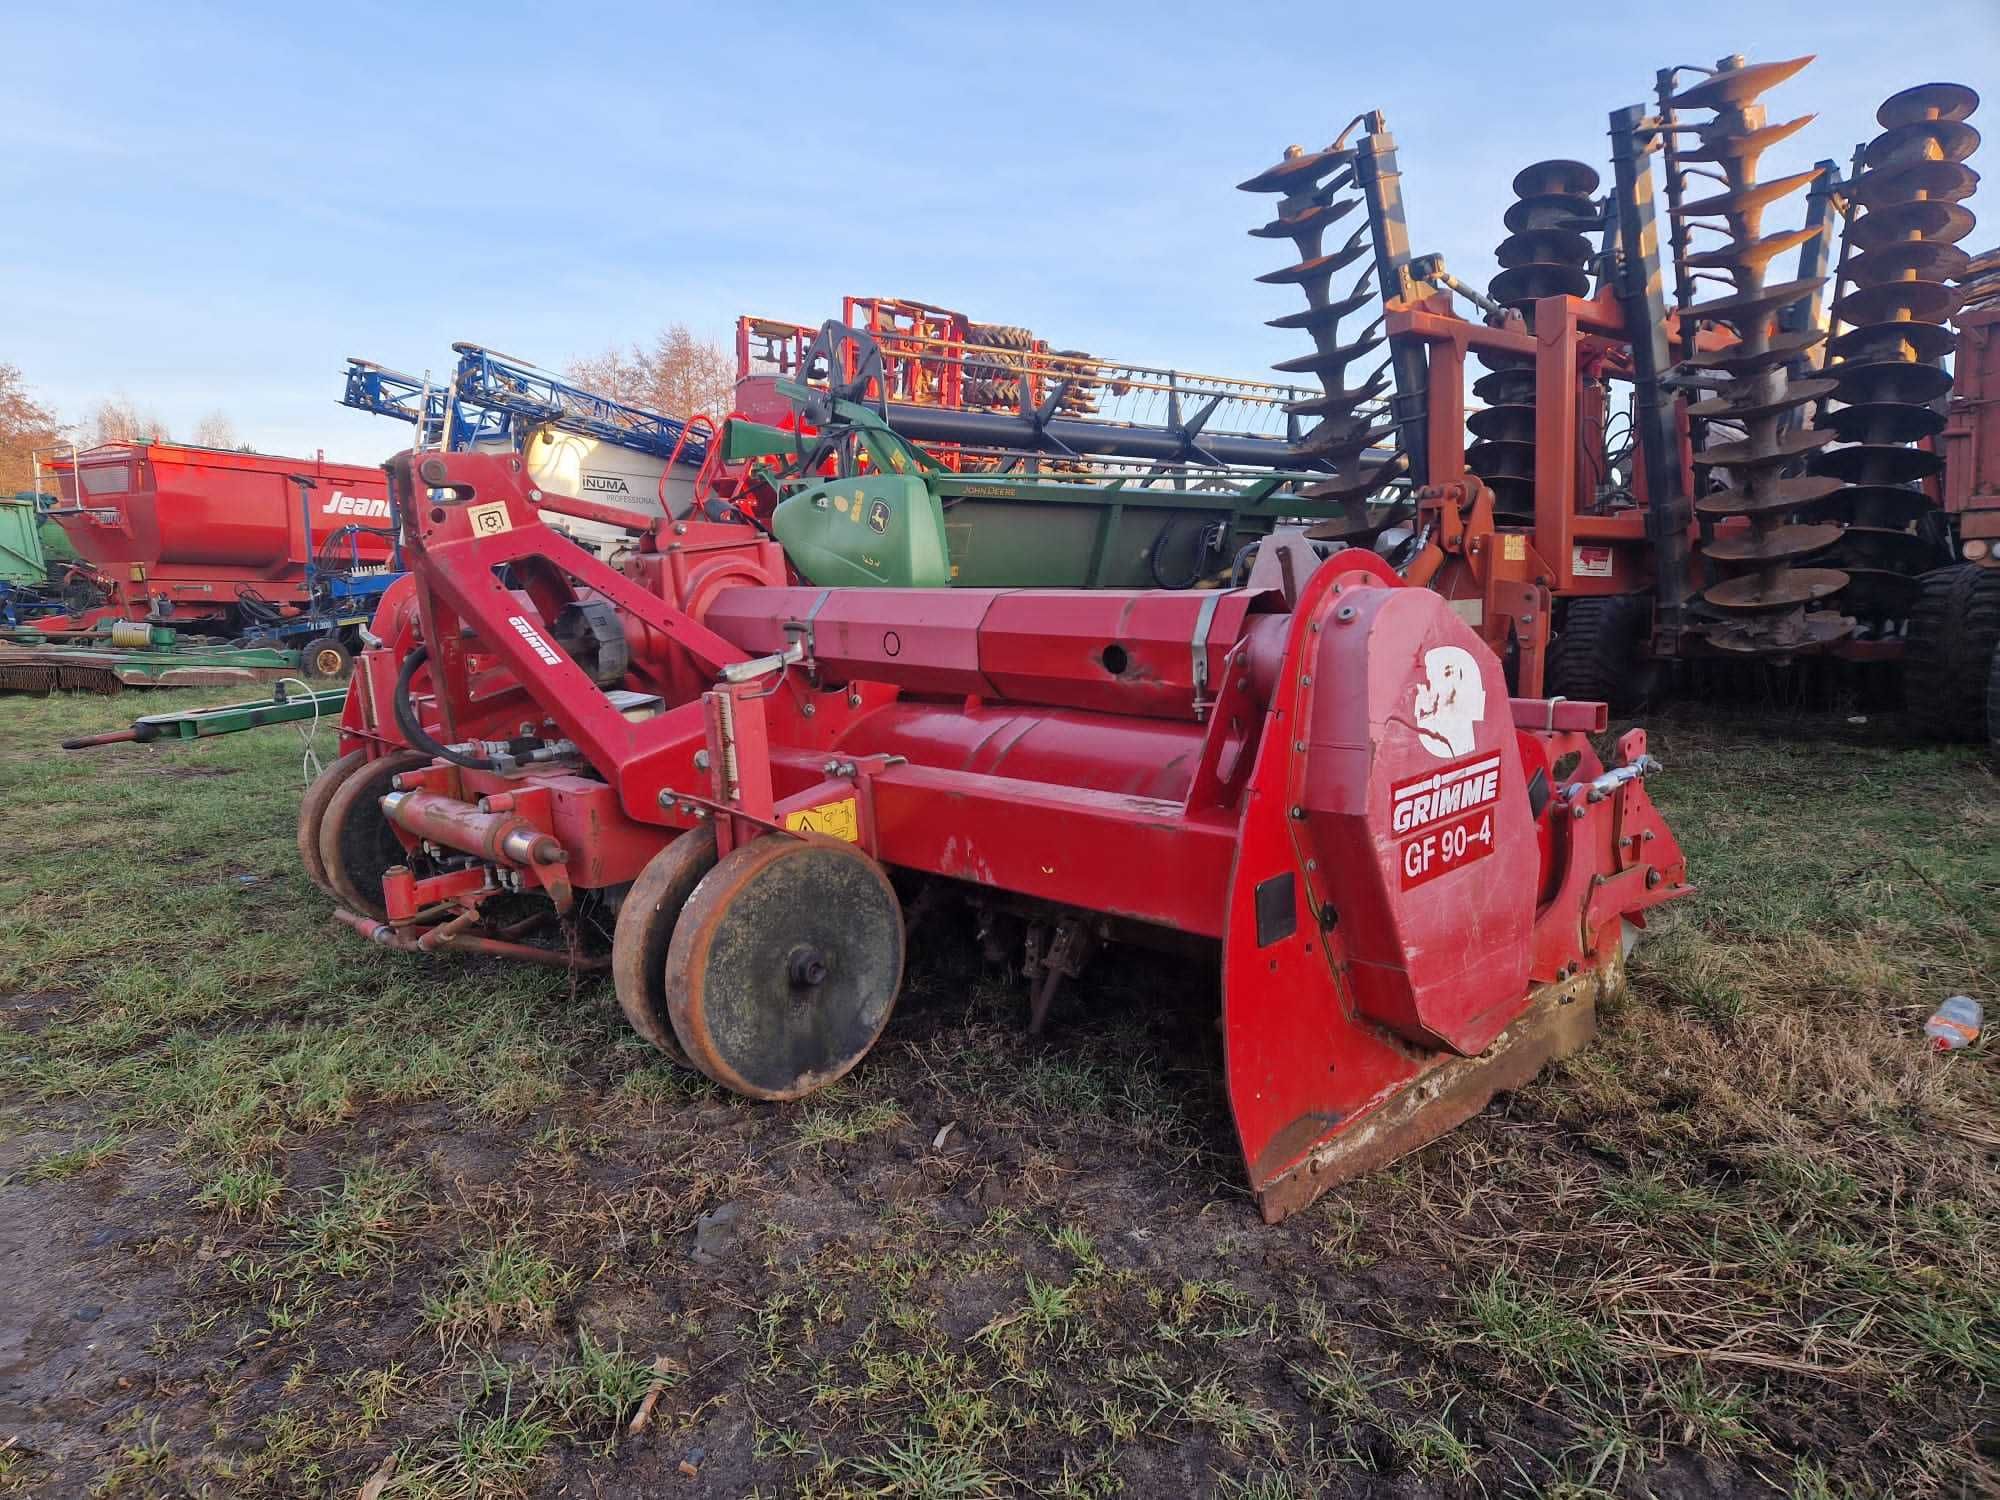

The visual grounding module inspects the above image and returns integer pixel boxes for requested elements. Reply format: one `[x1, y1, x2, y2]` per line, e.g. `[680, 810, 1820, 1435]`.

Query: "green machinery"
[737, 325, 1383, 591]
[61, 683, 350, 748]
[0, 494, 46, 586]
[0, 626, 312, 693]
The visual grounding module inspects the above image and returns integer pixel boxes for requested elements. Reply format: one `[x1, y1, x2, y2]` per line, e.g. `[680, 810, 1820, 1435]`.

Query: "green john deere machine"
[729, 322, 1391, 591]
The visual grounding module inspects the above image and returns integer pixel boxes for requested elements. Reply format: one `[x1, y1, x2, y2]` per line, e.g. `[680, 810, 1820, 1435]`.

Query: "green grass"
[420, 1236, 570, 1347]
[0, 691, 1994, 1498]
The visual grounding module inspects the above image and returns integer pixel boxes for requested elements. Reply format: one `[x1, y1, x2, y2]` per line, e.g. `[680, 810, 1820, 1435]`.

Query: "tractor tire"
[303, 635, 354, 681]
[1988, 626, 2000, 755]
[1547, 594, 1660, 714]
[1903, 564, 2000, 741]
[968, 323, 1033, 351]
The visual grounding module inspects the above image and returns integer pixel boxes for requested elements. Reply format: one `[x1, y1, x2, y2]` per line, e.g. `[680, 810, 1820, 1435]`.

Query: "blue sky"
[3, 1, 1993, 463]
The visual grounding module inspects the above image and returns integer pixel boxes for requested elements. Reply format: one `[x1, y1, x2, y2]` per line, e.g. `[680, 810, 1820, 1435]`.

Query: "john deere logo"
[867, 499, 890, 533]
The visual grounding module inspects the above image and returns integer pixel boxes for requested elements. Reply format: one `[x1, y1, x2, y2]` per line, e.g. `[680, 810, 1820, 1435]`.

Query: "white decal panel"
[1412, 645, 1486, 759]
[508, 614, 563, 667]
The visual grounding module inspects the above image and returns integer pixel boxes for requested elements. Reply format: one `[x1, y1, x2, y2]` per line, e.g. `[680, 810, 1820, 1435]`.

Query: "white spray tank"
[522, 428, 696, 557]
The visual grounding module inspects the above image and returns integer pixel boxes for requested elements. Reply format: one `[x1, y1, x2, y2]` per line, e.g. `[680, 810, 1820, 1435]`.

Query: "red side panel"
[1220, 560, 1546, 1213]
[1298, 586, 1535, 1056]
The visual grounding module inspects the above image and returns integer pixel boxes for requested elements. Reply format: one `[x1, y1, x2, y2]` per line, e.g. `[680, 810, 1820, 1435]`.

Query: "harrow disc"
[1864, 118, 1980, 169]
[1825, 399, 1947, 445]
[1705, 567, 1850, 614]
[1490, 262, 1590, 307]
[1845, 237, 1973, 283]
[1686, 375, 1838, 424]
[1827, 319, 1956, 363]
[1822, 526, 1940, 574]
[1701, 522, 1842, 566]
[664, 836, 905, 1101]
[1832, 277, 1961, 327]
[1501, 192, 1598, 235]
[1811, 442, 1943, 486]
[1849, 160, 1979, 210]
[1850, 198, 1975, 252]
[1512, 159, 1598, 198]
[1822, 484, 1938, 529]
[610, 826, 718, 1063]
[1877, 81, 1980, 129]
[1682, 327, 1824, 374]
[1237, 144, 1353, 195]
[317, 750, 430, 921]
[1670, 54, 1814, 112]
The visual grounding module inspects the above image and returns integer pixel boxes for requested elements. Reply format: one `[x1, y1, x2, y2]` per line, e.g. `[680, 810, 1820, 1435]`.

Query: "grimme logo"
[1390, 754, 1501, 835]
[322, 490, 391, 519]
[508, 615, 564, 667]
[583, 475, 632, 495]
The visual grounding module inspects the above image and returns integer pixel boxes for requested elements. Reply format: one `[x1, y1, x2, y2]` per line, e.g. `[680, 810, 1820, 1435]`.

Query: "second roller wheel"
[317, 750, 432, 920]
[610, 826, 718, 1063]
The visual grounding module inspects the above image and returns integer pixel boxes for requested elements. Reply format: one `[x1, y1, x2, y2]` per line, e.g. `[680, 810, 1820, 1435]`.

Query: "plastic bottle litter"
[1925, 996, 1983, 1052]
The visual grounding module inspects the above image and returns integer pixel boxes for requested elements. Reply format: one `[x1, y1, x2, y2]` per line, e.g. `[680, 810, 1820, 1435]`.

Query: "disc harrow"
[1240, 139, 1403, 538]
[1815, 81, 1980, 626]
[1670, 54, 1849, 655]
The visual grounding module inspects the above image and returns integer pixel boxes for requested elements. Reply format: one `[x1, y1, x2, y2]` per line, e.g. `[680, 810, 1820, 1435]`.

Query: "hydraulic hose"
[1149, 517, 1223, 590]
[393, 642, 501, 772]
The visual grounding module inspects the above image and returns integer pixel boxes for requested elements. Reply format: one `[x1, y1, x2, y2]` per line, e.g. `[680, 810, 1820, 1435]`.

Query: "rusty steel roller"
[1240, 140, 1403, 539]
[1812, 82, 1979, 626]
[1669, 55, 1850, 655]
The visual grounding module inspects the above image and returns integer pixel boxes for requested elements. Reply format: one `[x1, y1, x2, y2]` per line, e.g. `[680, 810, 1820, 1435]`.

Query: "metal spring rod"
[715, 690, 741, 802]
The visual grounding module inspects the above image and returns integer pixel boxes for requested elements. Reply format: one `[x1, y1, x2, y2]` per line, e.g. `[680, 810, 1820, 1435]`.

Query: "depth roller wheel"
[665, 836, 905, 1101]
[297, 749, 370, 897]
[610, 826, 718, 1063]
[318, 750, 430, 920]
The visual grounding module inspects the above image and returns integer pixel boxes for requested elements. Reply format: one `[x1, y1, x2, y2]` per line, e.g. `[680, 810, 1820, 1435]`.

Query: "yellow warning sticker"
[1501, 533, 1526, 562]
[784, 797, 859, 842]
[467, 500, 513, 538]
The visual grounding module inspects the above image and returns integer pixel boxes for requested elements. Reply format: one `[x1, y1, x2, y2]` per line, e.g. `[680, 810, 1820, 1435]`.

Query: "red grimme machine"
[302, 449, 1688, 1221]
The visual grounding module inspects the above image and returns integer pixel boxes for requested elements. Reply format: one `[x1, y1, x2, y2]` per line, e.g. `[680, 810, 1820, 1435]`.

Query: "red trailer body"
[41, 442, 394, 630]
[1941, 305, 2000, 567]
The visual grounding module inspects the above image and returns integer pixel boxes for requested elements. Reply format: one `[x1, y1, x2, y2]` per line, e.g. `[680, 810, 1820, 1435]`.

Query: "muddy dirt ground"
[2, 693, 1995, 1498]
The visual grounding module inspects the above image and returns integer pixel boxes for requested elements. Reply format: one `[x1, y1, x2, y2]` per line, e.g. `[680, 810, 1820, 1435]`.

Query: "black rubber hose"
[393, 642, 501, 772]
[1149, 517, 1219, 590]
[234, 585, 284, 624]
[1229, 540, 1262, 588]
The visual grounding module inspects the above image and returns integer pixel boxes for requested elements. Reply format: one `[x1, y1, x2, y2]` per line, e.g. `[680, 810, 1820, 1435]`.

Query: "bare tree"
[568, 323, 736, 421]
[0, 363, 63, 496]
[89, 398, 170, 446]
[192, 411, 238, 449]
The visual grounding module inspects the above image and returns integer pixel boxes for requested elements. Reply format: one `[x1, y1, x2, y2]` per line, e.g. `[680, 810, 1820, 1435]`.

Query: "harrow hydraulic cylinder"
[381, 788, 564, 868]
